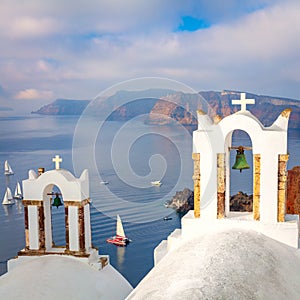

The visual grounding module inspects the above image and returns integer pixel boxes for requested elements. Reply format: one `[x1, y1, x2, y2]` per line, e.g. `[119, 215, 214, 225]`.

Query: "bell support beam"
[278, 154, 289, 222]
[65, 206, 69, 251]
[38, 205, 45, 250]
[253, 154, 261, 221]
[229, 146, 252, 150]
[22, 200, 45, 252]
[192, 153, 200, 218]
[24, 206, 29, 249]
[64, 199, 90, 254]
[217, 153, 226, 219]
[78, 206, 85, 253]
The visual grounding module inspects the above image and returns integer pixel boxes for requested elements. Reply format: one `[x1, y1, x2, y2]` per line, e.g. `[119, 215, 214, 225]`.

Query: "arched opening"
[43, 184, 65, 251]
[226, 130, 253, 216]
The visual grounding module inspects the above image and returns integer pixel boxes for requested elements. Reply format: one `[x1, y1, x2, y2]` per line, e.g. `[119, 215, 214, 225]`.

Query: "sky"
[1, 0, 300, 113]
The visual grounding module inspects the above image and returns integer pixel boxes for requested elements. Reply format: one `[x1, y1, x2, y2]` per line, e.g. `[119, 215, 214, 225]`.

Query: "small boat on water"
[2, 187, 15, 205]
[100, 181, 109, 185]
[151, 180, 162, 186]
[4, 160, 14, 176]
[107, 215, 131, 247]
[13, 182, 23, 200]
[163, 216, 172, 221]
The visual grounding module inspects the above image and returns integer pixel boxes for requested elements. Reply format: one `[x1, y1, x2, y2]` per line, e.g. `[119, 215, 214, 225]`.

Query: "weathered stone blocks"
[192, 153, 200, 218]
[286, 166, 300, 215]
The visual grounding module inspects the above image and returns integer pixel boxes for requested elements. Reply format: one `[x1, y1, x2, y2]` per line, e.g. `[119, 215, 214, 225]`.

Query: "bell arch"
[42, 184, 65, 251]
[223, 129, 256, 218]
[21, 166, 92, 256]
[193, 98, 290, 224]
[218, 112, 283, 222]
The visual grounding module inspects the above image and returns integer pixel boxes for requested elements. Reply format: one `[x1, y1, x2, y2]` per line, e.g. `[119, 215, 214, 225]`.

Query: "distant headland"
[32, 99, 90, 115]
[31, 90, 300, 128]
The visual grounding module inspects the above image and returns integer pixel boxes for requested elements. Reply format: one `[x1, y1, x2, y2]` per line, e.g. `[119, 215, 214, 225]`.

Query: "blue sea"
[0, 114, 299, 287]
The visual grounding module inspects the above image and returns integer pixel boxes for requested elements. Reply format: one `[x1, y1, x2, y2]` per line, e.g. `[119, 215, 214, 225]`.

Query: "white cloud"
[15, 89, 54, 100]
[37, 60, 52, 72]
[9, 17, 61, 39]
[1, 0, 300, 110]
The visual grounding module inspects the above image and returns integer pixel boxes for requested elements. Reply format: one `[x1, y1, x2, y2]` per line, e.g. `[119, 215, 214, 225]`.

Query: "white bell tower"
[19, 155, 96, 258]
[186, 93, 299, 248]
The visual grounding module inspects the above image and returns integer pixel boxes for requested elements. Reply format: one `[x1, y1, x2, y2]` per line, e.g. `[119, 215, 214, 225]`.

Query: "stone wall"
[286, 166, 300, 215]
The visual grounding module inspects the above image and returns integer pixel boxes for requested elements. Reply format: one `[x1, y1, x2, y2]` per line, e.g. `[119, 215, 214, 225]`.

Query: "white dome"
[128, 229, 300, 299]
[0, 255, 132, 299]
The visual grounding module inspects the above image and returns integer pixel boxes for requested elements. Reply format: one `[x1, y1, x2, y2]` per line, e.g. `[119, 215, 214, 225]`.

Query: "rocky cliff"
[165, 188, 194, 212]
[166, 188, 253, 213]
[32, 89, 172, 118]
[230, 191, 253, 212]
[32, 90, 300, 128]
[32, 99, 90, 115]
[147, 90, 300, 128]
[146, 92, 202, 126]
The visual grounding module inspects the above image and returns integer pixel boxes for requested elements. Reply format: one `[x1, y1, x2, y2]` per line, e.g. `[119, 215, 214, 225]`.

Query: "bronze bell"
[232, 146, 250, 173]
[52, 193, 63, 208]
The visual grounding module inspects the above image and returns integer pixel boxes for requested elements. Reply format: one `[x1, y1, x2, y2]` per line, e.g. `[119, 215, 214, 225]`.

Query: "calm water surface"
[0, 115, 299, 287]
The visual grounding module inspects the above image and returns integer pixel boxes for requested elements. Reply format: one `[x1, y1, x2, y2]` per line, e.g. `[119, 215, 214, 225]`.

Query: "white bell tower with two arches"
[20, 155, 93, 256]
[187, 93, 299, 248]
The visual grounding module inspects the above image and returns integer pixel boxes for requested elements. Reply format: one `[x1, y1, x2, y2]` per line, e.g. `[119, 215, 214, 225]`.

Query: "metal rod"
[229, 145, 252, 151]
[47, 192, 62, 196]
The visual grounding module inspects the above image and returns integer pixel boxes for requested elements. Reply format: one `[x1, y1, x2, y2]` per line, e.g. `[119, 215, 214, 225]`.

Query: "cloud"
[76, 1, 300, 78]
[36, 58, 61, 73]
[0, 0, 285, 39]
[1, 0, 300, 112]
[0, 0, 182, 38]
[15, 89, 54, 100]
[9, 17, 60, 39]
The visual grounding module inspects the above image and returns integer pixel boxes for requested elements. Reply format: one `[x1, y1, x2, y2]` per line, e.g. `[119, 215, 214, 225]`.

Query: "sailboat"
[13, 182, 23, 200]
[2, 187, 15, 205]
[106, 215, 131, 247]
[4, 160, 14, 176]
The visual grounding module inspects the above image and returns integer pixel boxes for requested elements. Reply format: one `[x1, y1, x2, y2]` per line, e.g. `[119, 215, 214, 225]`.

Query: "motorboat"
[151, 180, 162, 186]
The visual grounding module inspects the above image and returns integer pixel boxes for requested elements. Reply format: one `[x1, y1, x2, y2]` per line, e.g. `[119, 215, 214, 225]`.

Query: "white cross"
[232, 93, 255, 111]
[52, 155, 62, 170]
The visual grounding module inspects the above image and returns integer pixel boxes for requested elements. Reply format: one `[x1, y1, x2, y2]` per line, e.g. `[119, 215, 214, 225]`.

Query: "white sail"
[14, 182, 22, 199]
[116, 215, 125, 237]
[2, 191, 8, 205]
[4, 160, 14, 175]
[2, 187, 15, 205]
[14, 184, 18, 196]
[7, 187, 12, 199]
